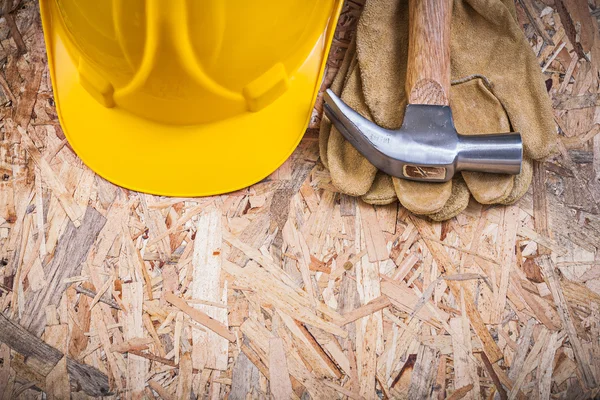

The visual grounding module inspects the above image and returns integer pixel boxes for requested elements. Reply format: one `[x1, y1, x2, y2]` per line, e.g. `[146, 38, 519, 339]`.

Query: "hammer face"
[323, 89, 522, 182]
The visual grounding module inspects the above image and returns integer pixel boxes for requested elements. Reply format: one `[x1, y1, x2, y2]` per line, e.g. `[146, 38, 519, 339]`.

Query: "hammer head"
[323, 89, 522, 182]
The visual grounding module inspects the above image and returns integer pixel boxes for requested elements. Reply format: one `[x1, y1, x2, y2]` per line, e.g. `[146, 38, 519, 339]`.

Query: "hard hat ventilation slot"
[78, 58, 115, 108]
[242, 63, 289, 112]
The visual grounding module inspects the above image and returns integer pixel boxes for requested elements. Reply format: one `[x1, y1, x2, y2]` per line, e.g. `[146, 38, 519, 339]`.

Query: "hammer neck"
[456, 133, 523, 175]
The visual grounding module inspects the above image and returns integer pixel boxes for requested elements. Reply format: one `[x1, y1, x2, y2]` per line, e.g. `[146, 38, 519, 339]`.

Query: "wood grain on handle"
[406, 0, 453, 105]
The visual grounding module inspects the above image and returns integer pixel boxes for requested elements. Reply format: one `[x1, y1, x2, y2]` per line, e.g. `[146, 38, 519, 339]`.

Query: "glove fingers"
[319, 115, 332, 170]
[362, 171, 397, 205]
[451, 77, 515, 204]
[393, 178, 453, 215]
[319, 39, 357, 170]
[327, 61, 378, 196]
[462, 172, 513, 204]
[462, 172, 514, 204]
[500, 157, 533, 205]
[427, 176, 471, 222]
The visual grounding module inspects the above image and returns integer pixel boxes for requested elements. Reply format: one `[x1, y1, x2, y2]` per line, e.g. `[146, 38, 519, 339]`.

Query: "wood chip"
[45, 356, 70, 400]
[165, 292, 236, 343]
[16, 124, 84, 227]
[268, 337, 294, 399]
[191, 208, 229, 371]
[359, 201, 389, 262]
[0, 312, 110, 396]
[122, 281, 148, 399]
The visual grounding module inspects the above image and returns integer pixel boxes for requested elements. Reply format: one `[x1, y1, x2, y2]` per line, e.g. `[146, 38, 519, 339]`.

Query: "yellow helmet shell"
[41, 0, 342, 195]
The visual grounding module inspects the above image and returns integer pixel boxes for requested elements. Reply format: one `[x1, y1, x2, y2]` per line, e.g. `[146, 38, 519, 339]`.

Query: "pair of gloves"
[320, 0, 557, 221]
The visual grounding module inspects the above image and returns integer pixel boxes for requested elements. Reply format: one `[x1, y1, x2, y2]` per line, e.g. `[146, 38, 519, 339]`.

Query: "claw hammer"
[323, 0, 522, 182]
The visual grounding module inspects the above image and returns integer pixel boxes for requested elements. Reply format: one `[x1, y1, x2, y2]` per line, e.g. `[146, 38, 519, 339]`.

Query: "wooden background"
[1, 0, 600, 398]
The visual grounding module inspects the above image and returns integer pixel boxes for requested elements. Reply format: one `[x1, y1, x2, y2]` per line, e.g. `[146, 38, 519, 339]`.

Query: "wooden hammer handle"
[405, 0, 452, 106]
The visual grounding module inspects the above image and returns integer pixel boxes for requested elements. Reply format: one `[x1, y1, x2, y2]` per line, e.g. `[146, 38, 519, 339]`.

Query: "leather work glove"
[319, 0, 557, 221]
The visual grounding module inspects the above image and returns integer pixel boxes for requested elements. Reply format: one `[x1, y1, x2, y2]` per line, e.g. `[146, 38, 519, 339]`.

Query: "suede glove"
[320, 0, 557, 221]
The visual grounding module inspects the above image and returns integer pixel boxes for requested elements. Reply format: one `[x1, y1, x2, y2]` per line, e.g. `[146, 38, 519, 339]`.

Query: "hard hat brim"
[40, 0, 342, 197]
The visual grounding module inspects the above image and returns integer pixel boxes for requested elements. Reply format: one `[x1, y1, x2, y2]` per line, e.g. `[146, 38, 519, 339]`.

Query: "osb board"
[1, 0, 600, 399]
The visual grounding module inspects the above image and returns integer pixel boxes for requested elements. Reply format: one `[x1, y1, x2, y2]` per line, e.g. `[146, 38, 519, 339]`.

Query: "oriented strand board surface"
[1, 0, 600, 398]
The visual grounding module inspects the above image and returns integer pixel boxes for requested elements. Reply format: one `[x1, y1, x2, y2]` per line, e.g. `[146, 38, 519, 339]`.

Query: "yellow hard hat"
[40, 0, 342, 196]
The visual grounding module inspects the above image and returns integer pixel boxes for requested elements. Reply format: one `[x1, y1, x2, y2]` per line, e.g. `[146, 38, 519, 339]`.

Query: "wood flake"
[191, 207, 229, 371]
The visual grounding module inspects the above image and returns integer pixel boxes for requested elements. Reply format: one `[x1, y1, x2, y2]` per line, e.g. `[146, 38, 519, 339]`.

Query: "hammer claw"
[324, 89, 408, 175]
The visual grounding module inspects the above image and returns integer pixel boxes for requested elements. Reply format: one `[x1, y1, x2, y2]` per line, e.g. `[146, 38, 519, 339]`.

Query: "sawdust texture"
[1, 0, 600, 398]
